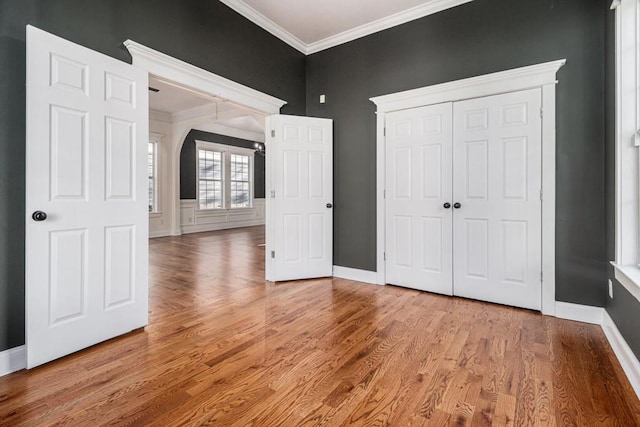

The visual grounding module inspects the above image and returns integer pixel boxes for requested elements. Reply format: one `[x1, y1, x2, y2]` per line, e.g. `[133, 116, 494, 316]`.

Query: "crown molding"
[219, 0, 307, 54]
[124, 40, 287, 114]
[306, 0, 475, 54]
[171, 103, 219, 123]
[370, 59, 566, 113]
[220, 0, 475, 55]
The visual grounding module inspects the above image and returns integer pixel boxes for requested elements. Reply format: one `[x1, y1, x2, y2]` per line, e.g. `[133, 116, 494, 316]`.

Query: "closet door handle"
[443, 203, 451, 209]
[453, 203, 461, 209]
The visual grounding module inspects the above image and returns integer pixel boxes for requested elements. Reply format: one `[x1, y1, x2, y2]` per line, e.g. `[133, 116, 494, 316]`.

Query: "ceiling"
[219, 0, 474, 54]
[148, 77, 213, 114]
[148, 76, 266, 137]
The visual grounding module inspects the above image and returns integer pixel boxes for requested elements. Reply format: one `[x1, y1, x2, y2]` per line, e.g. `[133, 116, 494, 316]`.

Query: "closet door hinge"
[271, 130, 275, 138]
[539, 189, 543, 201]
[540, 271, 543, 282]
[271, 250, 275, 259]
[383, 252, 386, 261]
[271, 190, 276, 198]
[540, 107, 543, 118]
[383, 127, 386, 137]
[383, 189, 386, 199]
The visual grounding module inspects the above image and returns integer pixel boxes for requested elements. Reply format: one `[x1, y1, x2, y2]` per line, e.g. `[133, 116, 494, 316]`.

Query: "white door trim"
[123, 40, 287, 237]
[370, 59, 566, 316]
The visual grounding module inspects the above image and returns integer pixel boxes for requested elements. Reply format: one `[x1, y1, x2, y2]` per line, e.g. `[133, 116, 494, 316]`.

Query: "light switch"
[320, 94, 326, 104]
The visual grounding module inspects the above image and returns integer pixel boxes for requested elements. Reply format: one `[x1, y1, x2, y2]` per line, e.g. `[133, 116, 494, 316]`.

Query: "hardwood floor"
[1, 225, 639, 426]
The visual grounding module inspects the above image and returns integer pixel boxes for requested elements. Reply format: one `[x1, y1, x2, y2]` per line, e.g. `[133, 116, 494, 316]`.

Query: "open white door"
[265, 115, 333, 281]
[26, 26, 149, 368]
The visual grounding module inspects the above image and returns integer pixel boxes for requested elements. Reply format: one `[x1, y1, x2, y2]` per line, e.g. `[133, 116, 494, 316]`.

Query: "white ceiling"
[148, 77, 213, 114]
[220, 0, 474, 54]
[148, 76, 267, 139]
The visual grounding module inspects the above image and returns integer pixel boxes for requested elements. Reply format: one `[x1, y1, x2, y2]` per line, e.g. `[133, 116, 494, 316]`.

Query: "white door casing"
[371, 60, 565, 315]
[385, 103, 454, 294]
[26, 26, 149, 368]
[265, 115, 333, 281]
[452, 89, 542, 310]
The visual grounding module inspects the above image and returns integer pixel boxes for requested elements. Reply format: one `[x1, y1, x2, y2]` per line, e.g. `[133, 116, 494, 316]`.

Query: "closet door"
[452, 89, 542, 310]
[385, 103, 453, 294]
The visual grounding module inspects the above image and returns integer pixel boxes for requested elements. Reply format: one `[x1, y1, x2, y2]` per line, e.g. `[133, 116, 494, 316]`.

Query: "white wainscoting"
[180, 198, 265, 234]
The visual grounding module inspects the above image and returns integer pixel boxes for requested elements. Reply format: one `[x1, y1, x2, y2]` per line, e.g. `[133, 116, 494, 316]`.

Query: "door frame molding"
[370, 59, 566, 316]
[123, 40, 287, 236]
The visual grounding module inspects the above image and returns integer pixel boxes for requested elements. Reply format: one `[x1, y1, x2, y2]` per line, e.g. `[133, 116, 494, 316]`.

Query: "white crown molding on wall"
[219, 0, 475, 55]
[124, 40, 287, 114]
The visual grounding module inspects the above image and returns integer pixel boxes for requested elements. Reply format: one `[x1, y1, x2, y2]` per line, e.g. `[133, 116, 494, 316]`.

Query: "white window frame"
[148, 132, 162, 216]
[195, 140, 254, 211]
[611, 0, 640, 302]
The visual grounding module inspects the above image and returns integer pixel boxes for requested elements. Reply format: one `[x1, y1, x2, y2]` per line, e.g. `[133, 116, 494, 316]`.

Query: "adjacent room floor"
[0, 225, 639, 425]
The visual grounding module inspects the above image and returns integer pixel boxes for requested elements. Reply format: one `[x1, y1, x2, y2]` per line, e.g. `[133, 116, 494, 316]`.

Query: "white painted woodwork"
[371, 60, 564, 315]
[266, 115, 333, 281]
[220, 0, 474, 54]
[452, 89, 542, 310]
[26, 26, 148, 368]
[385, 103, 454, 294]
[180, 198, 265, 234]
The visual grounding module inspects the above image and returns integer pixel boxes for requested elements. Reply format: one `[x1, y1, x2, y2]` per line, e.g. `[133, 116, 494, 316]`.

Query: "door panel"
[452, 89, 542, 310]
[26, 26, 148, 368]
[385, 103, 454, 294]
[266, 115, 333, 281]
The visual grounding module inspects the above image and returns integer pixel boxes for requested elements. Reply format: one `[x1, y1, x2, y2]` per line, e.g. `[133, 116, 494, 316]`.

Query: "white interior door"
[385, 103, 454, 294]
[265, 115, 333, 281]
[452, 88, 542, 310]
[26, 26, 149, 368]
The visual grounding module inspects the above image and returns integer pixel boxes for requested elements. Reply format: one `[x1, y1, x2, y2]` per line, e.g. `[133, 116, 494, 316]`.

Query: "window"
[148, 140, 158, 213]
[612, 0, 640, 301]
[230, 154, 250, 208]
[196, 141, 254, 210]
[198, 149, 223, 209]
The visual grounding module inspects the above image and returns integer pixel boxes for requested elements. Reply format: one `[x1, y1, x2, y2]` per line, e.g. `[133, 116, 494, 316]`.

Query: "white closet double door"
[385, 89, 542, 310]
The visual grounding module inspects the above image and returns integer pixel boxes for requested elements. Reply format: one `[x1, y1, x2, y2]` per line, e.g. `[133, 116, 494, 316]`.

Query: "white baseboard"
[555, 302, 640, 399]
[332, 266, 381, 285]
[0, 345, 25, 377]
[555, 301, 604, 325]
[602, 311, 640, 398]
[181, 219, 265, 235]
[149, 230, 172, 238]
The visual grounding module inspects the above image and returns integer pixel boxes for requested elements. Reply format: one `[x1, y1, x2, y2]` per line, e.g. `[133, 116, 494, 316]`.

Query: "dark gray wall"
[0, 0, 306, 352]
[306, 0, 608, 306]
[604, 5, 640, 359]
[180, 130, 265, 199]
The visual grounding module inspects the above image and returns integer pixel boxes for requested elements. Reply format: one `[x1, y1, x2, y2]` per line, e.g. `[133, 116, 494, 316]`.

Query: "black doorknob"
[32, 211, 47, 221]
[326, 203, 333, 208]
[443, 203, 451, 209]
[453, 203, 461, 209]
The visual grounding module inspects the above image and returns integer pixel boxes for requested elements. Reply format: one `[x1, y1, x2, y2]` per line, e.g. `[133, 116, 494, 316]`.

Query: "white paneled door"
[385, 89, 542, 310]
[452, 89, 542, 310]
[385, 103, 454, 294]
[26, 26, 149, 368]
[266, 115, 333, 281]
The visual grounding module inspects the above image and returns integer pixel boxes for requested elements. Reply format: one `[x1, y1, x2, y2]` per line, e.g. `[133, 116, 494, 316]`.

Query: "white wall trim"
[219, 0, 307, 54]
[371, 60, 566, 315]
[555, 302, 604, 325]
[149, 109, 172, 123]
[180, 199, 265, 234]
[602, 311, 640, 398]
[332, 266, 381, 285]
[124, 40, 283, 244]
[220, 0, 474, 55]
[370, 59, 566, 112]
[306, 0, 475, 55]
[0, 345, 25, 377]
[611, 262, 640, 303]
[123, 40, 286, 114]
[554, 302, 640, 399]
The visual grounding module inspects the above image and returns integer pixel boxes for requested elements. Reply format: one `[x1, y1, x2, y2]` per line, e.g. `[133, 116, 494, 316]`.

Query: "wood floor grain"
[1, 225, 639, 426]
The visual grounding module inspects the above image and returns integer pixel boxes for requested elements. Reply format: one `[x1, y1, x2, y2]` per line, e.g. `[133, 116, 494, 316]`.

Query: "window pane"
[148, 141, 156, 212]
